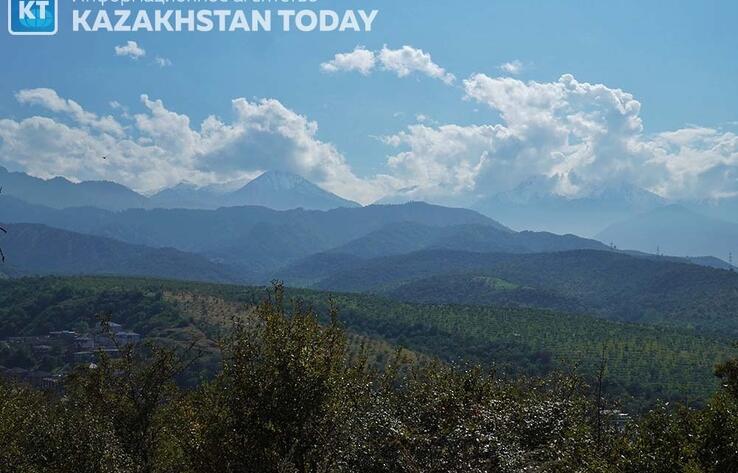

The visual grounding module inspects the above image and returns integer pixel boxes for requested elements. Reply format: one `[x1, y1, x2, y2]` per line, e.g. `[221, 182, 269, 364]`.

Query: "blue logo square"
[8, 0, 58, 35]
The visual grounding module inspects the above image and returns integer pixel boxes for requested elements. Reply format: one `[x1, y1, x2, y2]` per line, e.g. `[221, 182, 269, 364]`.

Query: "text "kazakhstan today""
[72, 8, 379, 32]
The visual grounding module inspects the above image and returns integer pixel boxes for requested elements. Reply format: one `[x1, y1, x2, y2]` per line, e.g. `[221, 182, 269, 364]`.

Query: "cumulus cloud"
[378, 45, 456, 84]
[382, 73, 738, 201]
[320, 46, 376, 75]
[382, 124, 503, 202]
[0, 89, 389, 203]
[3, 71, 737, 207]
[15, 88, 124, 137]
[115, 41, 146, 60]
[321, 45, 455, 84]
[499, 60, 524, 75]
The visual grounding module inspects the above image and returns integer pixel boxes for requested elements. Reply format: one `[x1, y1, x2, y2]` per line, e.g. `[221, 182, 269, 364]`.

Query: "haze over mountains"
[0, 195, 503, 279]
[0, 166, 148, 211]
[472, 178, 669, 237]
[0, 167, 359, 212]
[149, 170, 361, 210]
[597, 205, 738, 262]
[1, 165, 738, 341]
[0, 223, 240, 283]
[0, 166, 735, 271]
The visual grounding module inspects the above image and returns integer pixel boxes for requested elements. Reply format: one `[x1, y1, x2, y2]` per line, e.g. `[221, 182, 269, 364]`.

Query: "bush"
[1, 285, 738, 472]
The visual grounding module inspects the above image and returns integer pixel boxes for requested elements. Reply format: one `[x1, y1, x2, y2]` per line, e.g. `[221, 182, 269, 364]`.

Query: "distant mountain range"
[1, 189, 737, 336]
[150, 170, 361, 211]
[473, 178, 668, 237]
[2, 165, 737, 248]
[0, 197, 499, 279]
[0, 223, 240, 283]
[0, 166, 148, 210]
[686, 196, 738, 224]
[0, 167, 359, 212]
[2, 188, 733, 282]
[596, 205, 738, 262]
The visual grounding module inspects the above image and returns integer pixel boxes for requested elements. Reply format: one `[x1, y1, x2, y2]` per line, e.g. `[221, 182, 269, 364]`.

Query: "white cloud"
[115, 41, 146, 60]
[3, 71, 737, 207]
[155, 56, 173, 67]
[383, 124, 502, 202]
[378, 45, 456, 84]
[0, 89, 388, 204]
[499, 60, 524, 75]
[321, 45, 455, 84]
[15, 88, 124, 137]
[321, 46, 376, 75]
[382, 73, 738, 201]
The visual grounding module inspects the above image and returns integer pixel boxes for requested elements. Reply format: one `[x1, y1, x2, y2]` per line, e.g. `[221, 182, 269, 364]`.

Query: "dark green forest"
[309, 250, 738, 335]
[2, 282, 738, 472]
[0, 276, 735, 412]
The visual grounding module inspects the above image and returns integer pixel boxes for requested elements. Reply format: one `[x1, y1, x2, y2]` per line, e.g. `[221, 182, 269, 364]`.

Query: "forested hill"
[312, 249, 738, 335]
[0, 276, 733, 411]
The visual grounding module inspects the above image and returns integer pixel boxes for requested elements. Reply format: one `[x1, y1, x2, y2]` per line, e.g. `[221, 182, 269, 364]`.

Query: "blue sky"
[0, 0, 737, 203]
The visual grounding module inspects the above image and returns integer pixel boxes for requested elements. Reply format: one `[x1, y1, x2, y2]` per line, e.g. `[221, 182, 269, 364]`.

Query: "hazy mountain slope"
[273, 252, 367, 287]
[596, 205, 738, 262]
[150, 171, 361, 211]
[149, 182, 223, 209]
[275, 223, 608, 286]
[0, 223, 240, 283]
[620, 250, 737, 271]
[205, 221, 337, 281]
[0, 198, 498, 249]
[326, 222, 604, 259]
[688, 196, 738, 224]
[0, 166, 148, 210]
[0, 197, 499, 274]
[475, 179, 667, 236]
[0, 167, 358, 212]
[324, 222, 461, 259]
[316, 249, 738, 334]
[222, 170, 361, 210]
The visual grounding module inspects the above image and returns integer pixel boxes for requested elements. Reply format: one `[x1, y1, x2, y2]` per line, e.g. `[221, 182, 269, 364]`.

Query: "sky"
[0, 0, 737, 204]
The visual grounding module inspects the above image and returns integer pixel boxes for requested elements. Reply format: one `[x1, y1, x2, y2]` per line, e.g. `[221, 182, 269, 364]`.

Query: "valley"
[1, 169, 738, 414]
[0, 276, 733, 412]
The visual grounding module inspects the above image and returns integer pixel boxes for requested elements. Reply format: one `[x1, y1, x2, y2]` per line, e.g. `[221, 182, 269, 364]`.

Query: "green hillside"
[0, 276, 733, 411]
[315, 249, 738, 335]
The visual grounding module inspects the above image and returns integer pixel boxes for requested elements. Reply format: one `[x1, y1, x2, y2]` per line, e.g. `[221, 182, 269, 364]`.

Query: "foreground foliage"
[1, 285, 738, 472]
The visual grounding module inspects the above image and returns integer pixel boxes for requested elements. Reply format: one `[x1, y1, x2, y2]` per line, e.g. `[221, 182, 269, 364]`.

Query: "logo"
[8, 0, 58, 35]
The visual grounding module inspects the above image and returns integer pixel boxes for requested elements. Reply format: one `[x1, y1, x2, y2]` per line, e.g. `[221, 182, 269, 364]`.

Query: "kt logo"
[8, 0, 58, 35]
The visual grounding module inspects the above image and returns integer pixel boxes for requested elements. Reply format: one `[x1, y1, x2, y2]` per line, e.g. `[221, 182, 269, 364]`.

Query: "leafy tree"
[2, 283, 738, 472]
